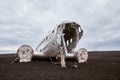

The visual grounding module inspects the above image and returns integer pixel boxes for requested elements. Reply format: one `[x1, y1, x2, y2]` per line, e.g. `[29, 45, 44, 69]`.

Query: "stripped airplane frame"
[15, 22, 88, 67]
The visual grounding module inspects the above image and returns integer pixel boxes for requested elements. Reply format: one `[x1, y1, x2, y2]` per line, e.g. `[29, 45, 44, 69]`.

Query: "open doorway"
[63, 23, 77, 52]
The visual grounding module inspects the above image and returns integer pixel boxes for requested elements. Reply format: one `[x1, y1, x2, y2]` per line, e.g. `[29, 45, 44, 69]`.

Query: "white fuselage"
[35, 22, 83, 58]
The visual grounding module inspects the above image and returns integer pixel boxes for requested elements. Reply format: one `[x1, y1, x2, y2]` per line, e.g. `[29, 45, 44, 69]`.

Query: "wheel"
[77, 48, 88, 63]
[16, 45, 34, 62]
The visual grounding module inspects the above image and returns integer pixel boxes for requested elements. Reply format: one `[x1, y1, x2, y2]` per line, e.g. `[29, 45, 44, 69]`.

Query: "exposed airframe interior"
[57, 22, 83, 53]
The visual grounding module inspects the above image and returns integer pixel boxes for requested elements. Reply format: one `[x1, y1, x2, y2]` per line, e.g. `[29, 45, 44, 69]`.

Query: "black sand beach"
[0, 51, 120, 80]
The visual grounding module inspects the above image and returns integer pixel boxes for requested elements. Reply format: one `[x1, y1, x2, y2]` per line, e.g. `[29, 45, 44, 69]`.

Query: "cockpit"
[57, 22, 83, 53]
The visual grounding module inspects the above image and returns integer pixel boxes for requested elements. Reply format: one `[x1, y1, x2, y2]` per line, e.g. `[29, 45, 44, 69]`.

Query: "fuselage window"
[43, 39, 45, 43]
[52, 30, 54, 33]
[46, 36, 48, 41]
[53, 42, 55, 45]
[58, 25, 60, 28]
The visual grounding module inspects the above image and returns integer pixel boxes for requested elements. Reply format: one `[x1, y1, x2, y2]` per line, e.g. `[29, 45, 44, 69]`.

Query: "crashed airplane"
[14, 22, 88, 67]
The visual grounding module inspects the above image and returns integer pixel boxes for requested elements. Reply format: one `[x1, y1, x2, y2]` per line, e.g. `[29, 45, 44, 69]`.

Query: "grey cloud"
[0, 0, 120, 53]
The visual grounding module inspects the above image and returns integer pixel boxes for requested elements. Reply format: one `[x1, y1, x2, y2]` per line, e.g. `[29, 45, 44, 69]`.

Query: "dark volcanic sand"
[0, 51, 120, 80]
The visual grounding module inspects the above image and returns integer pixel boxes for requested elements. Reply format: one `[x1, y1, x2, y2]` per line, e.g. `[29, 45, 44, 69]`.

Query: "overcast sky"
[0, 0, 120, 53]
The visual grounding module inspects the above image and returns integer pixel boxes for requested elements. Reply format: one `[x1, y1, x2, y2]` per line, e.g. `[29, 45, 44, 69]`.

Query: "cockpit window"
[52, 30, 54, 33]
[58, 25, 60, 28]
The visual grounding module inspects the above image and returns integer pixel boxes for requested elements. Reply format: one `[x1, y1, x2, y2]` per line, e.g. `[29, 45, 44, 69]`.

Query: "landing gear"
[58, 35, 68, 67]
[58, 45, 66, 67]
[60, 53, 66, 67]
